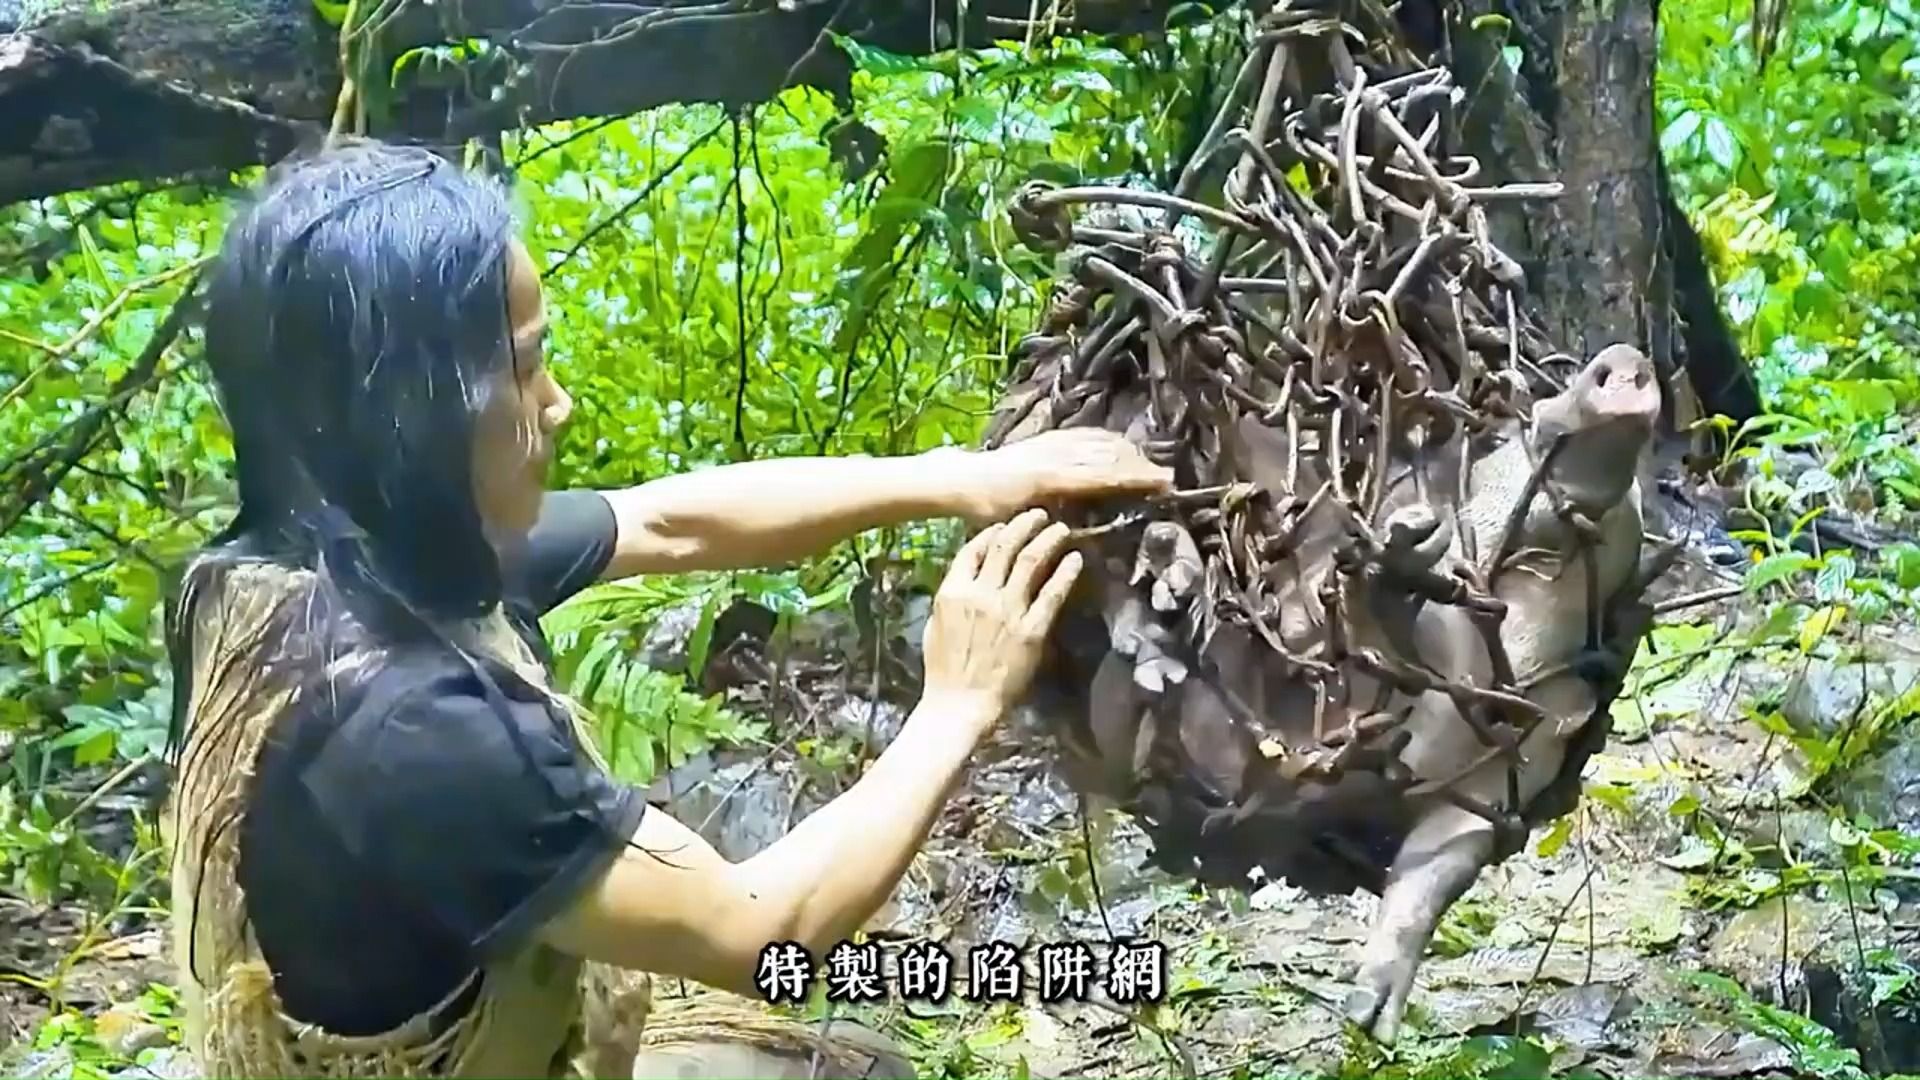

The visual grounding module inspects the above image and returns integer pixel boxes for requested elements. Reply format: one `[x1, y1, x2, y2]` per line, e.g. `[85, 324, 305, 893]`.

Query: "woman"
[159, 138, 1171, 1079]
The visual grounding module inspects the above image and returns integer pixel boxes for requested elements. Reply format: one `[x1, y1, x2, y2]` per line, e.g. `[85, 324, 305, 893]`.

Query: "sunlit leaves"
[510, 24, 1211, 491]
[1660, 108, 1704, 154]
[1746, 552, 1817, 592]
[1662, 0, 1920, 533]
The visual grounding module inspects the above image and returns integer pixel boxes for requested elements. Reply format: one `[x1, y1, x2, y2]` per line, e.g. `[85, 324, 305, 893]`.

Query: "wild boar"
[1004, 337, 1666, 1044]
[976, 0, 1677, 1036]
[1334, 342, 1663, 1041]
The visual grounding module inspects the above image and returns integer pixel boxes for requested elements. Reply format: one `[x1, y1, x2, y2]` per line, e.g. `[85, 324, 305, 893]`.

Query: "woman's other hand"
[958, 429, 1172, 525]
[921, 508, 1083, 724]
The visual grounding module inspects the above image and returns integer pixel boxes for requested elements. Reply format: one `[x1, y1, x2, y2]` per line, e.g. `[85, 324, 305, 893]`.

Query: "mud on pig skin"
[1024, 344, 1666, 1046]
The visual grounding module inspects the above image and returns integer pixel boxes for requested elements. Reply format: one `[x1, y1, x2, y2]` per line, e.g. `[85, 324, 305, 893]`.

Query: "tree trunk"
[1439, 0, 1760, 435]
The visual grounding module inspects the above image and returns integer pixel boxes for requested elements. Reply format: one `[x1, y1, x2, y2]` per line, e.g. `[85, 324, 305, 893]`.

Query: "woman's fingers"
[978, 508, 1049, 587]
[947, 522, 1002, 584]
[1004, 520, 1072, 602]
[1021, 549, 1084, 639]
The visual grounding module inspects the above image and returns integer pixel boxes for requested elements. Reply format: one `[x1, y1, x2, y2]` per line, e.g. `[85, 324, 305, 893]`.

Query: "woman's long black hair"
[160, 140, 672, 1018]
[163, 137, 532, 767]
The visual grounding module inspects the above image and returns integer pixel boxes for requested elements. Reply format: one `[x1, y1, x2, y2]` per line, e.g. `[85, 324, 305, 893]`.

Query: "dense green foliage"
[2, 0, 1918, 1075]
[1662, 0, 1920, 522]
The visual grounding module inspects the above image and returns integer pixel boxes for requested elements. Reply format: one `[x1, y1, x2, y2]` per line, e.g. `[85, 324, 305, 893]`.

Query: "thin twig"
[1651, 584, 1744, 615]
[0, 272, 205, 536]
[0, 257, 209, 412]
[541, 117, 730, 279]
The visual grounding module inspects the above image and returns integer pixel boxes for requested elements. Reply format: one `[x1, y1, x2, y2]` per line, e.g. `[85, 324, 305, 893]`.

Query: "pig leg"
[1346, 695, 1582, 1044]
[1342, 803, 1493, 1044]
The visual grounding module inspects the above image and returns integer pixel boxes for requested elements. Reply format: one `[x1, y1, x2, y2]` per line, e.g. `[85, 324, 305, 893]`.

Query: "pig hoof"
[1342, 970, 1406, 1045]
[1342, 985, 1383, 1029]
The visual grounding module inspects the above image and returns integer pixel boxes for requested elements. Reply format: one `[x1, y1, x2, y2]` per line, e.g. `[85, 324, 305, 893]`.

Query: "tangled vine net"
[983, 0, 1672, 896]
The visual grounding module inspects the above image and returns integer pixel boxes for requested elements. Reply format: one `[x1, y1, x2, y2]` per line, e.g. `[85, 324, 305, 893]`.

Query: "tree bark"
[1438, 0, 1760, 433]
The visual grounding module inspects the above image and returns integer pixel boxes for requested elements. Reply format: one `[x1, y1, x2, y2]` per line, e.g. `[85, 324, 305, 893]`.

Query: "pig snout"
[1580, 343, 1661, 426]
[1529, 343, 1661, 518]
[1535, 343, 1660, 435]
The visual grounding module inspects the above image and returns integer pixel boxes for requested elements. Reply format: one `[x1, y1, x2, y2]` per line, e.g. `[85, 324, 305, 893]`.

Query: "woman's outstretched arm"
[593, 429, 1170, 578]
[534, 692, 995, 998]
[537, 510, 1082, 995]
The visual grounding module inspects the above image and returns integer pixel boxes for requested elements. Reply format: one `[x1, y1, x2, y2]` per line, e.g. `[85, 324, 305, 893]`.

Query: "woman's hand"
[956, 429, 1173, 526]
[920, 508, 1084, 725]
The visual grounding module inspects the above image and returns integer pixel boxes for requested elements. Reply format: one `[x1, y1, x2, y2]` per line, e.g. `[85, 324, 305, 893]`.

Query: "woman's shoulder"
[323, 643, 576, 755]
[263, 641, 631, 851]
[505, 488, 620, 614]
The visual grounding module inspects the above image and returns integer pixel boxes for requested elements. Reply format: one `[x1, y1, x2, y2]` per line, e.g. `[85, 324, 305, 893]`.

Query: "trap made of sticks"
[982, 0, 1664, 896]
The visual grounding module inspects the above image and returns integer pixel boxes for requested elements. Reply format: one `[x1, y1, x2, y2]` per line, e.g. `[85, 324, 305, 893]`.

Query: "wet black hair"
[158, 141, 661, 1019]
[215, 140, 517, 608]
[162, 138, 538, 763]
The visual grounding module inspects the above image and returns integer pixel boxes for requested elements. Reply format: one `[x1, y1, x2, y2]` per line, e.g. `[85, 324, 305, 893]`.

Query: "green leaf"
[1659, 835, 1719, 870]
[1800, 604, 1846, 653]
[1050, 69, 1115, 95]
[1881, 34, 1915, 71]
[1661, 110, 1704, 153]
[1886, 543, 1920, 589]
[1828, 817, 1865, 848]
[74, 729, 115, 767]
[1746, 553, 1816, 592]
[1704, 117, 1740, 169]
[1754, 601, 1809, 643]
[1814, 551, 1856, 601]
[1584, 781, 1634, 815]
[686, 593, 724, 681]
[828, 32, 935, 76]
[1832, 379, 1899, 418]
[571, 633, 623, 703]
[1609, 695, 1652, 740]
[1456, 1035, 1553, 1080]
[1534, 815, 1575, 858]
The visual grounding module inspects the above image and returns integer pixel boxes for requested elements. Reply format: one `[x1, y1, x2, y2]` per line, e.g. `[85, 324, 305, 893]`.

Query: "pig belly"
[1493, 493, 1645, 741]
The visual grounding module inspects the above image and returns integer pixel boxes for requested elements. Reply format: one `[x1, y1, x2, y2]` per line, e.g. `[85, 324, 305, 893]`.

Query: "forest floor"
[2, 544, 1918, 1080]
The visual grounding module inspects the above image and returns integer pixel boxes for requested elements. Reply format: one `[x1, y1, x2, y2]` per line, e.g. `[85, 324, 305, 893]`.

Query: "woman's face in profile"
[471, 239, 572, 536]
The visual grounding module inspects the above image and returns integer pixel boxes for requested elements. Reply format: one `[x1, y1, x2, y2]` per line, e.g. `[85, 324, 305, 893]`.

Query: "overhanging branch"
[0, 33, 320, 206]
[2, 0, 1193, 207]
